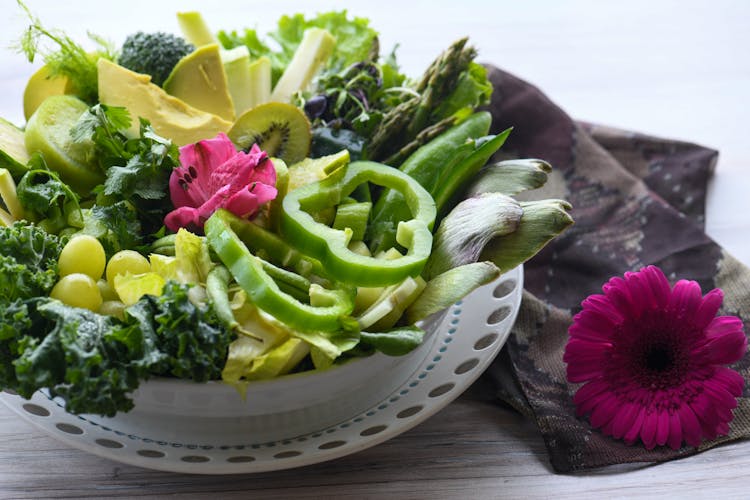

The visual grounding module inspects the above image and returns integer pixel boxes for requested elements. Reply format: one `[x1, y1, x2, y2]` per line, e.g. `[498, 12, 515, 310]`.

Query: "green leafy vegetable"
[218, 10, 378, 86]
[359, 326, 425, 356]
[126, 282, 234, 382]
[72, 104, 179, 238]
[0, 221, 63, 302]
[9, 298, 162, 416]
[16, 155, 82, 235]
[83, 202, 142, 256]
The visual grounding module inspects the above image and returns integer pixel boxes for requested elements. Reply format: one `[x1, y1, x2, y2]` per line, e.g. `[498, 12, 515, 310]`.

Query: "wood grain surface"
[1, 1, 749, 498]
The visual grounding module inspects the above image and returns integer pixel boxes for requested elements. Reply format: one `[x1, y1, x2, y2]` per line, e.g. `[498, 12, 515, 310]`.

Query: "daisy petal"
[677, 405, 702, 448]
[604, 277, 639, 319]
[641, 265, 672, 309]
[668, 279, 702, 323]
[712, 367, 745, 397]
[655, 410, 670, 446]
[667, 411, 683, 450]
[688, 393, 720, 440]
[696, 317, 747, 365]
[703, 380, 739, 411]
[569, 310, 618, 343]
[641, 412, 659, 449]
[624, 406, 647, 445]
[694, 288, 724, 330]
[590, 393, 620, 429]
[612, 402, 640, 439]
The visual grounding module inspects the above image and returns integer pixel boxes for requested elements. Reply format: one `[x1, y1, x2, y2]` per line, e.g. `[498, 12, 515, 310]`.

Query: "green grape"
[50, 273, 103, 311]
[97, 279, 120, 301]
[106, 250, 151, 284]
[58, 235, 106, 280]
[98, 300, 126, 320]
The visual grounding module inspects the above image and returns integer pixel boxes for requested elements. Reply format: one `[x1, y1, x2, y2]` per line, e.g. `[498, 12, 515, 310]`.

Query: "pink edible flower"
[164, 132, 277, 232]
[564, 265, 747, 450]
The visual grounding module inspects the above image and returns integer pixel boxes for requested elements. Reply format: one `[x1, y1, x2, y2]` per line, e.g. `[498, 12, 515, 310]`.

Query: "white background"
[0, 0, 748, 262]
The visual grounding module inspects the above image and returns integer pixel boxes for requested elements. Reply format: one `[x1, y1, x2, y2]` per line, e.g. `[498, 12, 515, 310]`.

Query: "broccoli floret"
[117, 32, 194, 86]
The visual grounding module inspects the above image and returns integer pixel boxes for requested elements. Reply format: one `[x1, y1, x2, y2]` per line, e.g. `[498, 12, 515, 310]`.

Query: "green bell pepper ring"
[280, 161, 436, 287]
[205, 209, 356, 333]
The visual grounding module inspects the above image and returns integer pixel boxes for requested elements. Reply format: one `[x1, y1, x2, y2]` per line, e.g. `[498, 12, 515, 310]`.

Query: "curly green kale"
[2, 281, 234, 417]
[126, 282, 234, 382]
[0, 221, 64, 302]
[9, 299, 165, 417]
[118, 31, 194, 86]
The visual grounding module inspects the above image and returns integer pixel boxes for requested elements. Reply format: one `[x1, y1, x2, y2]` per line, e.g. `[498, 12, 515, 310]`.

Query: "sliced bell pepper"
[280, 161, 436, 287]
[205, 209, 356, 333]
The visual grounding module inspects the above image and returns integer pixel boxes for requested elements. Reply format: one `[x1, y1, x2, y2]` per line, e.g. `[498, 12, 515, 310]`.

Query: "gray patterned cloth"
[479, 65, 750, 472]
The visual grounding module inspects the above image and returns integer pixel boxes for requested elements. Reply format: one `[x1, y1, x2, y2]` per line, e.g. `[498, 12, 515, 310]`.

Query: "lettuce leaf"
[218, 10, 378, 86]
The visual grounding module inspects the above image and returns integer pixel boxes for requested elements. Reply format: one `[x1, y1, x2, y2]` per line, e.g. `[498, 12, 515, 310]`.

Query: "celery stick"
[270, 28, 335, 103]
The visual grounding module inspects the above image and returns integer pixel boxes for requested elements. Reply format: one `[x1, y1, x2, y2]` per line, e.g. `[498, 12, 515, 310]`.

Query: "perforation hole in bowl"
[487, 306, 512, 325]
[318, 440, 347, 450]
[181, 455, 210, 463]
[455, 358, 479, 375]
[360, 425, 387, 436]
[55, 423, 83, 435]
[493, 280, 517, 298]
[137, 450, 165, 458]
[396, 405, 423, 419]
[474, 333, 499, 350]
[22, 404, 50, 417]
[95, 439, 123, 449]
[428, 383, 455, 398]
[227, 455, 256, 463]
[274, 450, 302, 459]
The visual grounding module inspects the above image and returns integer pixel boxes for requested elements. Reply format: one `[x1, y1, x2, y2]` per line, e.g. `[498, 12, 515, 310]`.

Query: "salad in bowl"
[0, 4, 573, 421]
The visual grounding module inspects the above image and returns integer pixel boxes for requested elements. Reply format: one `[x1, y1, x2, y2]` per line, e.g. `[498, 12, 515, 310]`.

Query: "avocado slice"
[97, 58, 232, 146]
[163, 44, 235, 122]
[0, 118, 30, 180]
[23, 64, 75, 121]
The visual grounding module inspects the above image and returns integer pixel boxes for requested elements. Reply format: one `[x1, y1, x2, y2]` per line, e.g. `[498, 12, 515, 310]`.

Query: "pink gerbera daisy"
[564, 265, 747, 450]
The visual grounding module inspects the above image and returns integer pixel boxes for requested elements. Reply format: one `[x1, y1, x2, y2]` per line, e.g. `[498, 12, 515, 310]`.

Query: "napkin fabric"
[479, 65, 750, 473]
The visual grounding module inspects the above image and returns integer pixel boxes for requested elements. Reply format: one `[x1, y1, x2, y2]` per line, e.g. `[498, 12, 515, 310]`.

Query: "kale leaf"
[0, 221, 63, 302]
[11, 299, 164, 417]
[126, 282, 234, 382]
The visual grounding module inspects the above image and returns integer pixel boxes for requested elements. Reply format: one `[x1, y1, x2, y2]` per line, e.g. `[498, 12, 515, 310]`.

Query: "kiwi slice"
[228, 102, 311, 165]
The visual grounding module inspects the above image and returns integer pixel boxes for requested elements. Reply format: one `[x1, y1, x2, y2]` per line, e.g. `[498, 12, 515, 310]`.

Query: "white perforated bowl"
[1, 266, 523, 474]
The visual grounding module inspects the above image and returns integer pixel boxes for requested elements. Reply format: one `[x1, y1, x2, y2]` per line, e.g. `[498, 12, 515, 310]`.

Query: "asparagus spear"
[367, 38, 477, 164]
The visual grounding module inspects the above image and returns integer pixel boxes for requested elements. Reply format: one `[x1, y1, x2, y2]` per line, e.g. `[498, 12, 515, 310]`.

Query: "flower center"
[644, 344, 673, 372]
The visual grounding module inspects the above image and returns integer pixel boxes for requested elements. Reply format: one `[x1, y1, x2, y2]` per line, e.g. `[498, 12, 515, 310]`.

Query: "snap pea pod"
[432, 127, 512, 220]
[205, 265, 238, 331]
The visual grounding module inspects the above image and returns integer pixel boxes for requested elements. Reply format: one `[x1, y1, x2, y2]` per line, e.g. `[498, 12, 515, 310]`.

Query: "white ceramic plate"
[0, 266, 522, 474]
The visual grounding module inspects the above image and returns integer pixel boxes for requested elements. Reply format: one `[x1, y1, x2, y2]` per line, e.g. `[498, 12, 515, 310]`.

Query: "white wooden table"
[1, 1, 749, 497]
